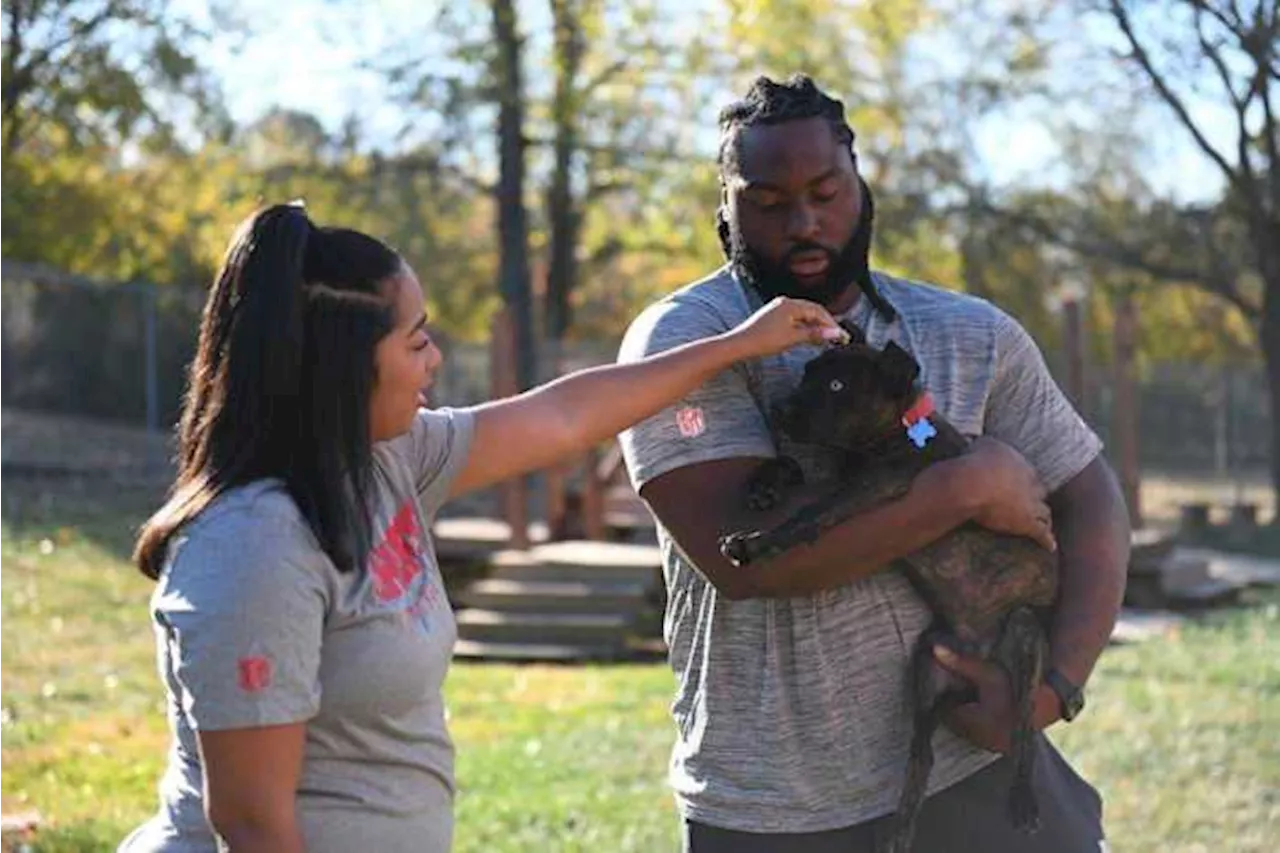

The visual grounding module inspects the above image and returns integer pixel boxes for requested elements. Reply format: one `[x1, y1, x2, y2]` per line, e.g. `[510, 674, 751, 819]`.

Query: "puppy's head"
[773, 330, 922, 452]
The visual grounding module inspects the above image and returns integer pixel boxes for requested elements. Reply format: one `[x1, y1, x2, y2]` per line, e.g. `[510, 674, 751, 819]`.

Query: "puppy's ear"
[880, 341, 921, 394]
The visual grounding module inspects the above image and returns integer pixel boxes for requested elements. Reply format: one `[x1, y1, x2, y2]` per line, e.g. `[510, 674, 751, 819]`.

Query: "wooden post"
[546, 463, 568, 540]
[581, 446, 607, 541]
[490, 308, 530, 549]
[1062, 296, 1087, 411]
[543, 339, 570, 541]
[1112, 290, 1143, 529]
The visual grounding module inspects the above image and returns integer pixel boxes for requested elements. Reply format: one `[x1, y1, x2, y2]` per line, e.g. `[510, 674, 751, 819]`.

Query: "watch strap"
[1045, 667, 1084, 722]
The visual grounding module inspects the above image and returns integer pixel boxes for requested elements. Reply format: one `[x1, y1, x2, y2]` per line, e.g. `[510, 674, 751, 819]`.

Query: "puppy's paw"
[718, 531, 760, 566]
[744, 457, 804, 513]
[747, 484, 781, 512]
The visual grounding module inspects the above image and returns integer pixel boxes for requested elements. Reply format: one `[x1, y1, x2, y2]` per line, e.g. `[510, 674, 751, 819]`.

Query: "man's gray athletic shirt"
[617, 268, 1102, 833]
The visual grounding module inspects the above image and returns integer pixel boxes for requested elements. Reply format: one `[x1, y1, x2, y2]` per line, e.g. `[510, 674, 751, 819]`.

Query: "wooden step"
[1109, 609, 1185, 645]
[1126, 552, 1209, 608]
[455, 608, 635, 645]
[1124, 545, 1273, 609]
[455, 577, 651, 613]
[1129, 528, 1178, 574]
[605, 485, 655, 532]
[1164, 578, 1243, 607]
[1158, 553, 1213, 592]
[432, 517, 550, 563]
[488, 541, 661, 584]
[1181, 547, 1280, 587]
[453, 639, 627, 661]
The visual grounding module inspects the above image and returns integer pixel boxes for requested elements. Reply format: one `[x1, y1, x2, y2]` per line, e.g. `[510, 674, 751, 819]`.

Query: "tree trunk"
[1261, 280, 1280, 525]
[492, 0, 536, 391]
[1061, 297, 1087, 412]
[1112, 289, 1142, 528]
[2, 0, 25, 153]
[959, 229, 988, 299]
[545, 0, 584, 343]
[959, 195, 989, 300]
[490, 307, 530, 547]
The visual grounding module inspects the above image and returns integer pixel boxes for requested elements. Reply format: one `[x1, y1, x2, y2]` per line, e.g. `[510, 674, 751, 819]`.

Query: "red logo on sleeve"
[237, 656, 273, 693]
[675, 407, 706, 438]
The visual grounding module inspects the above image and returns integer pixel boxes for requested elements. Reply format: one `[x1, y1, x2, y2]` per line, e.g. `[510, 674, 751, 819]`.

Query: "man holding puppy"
[617, 74, 1130, 852]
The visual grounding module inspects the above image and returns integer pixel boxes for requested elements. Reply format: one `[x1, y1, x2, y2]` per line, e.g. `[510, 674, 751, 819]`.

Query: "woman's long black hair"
[134, 204, 403, 579]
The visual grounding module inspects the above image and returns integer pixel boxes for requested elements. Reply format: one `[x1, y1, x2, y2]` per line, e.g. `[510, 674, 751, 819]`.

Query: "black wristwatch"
[1044, 668, 1086, 722]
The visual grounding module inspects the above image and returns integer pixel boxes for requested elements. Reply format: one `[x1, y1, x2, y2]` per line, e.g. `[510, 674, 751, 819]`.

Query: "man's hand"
[932, 645, 1060, 755]
[959, 438, 1056, 552]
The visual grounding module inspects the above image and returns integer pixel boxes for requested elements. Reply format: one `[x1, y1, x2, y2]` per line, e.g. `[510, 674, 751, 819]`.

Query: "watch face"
[1049, 670, 1084, 721]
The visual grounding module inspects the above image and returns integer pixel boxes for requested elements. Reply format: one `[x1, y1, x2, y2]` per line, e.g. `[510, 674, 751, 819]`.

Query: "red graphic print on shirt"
[368, 502, 425, 603]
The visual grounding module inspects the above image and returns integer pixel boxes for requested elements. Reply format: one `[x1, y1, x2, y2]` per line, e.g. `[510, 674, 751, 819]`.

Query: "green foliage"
[2, 0, 1268, 360]
[1, 0, 228, 155]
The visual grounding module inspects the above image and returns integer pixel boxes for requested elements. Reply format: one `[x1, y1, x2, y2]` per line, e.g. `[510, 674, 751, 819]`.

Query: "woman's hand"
[724, 297, 848, 359]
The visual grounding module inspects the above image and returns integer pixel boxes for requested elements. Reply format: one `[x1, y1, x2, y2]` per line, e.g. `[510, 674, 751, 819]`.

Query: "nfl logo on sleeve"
[237, 656, 273, 693]
[676, 407, 706, 438]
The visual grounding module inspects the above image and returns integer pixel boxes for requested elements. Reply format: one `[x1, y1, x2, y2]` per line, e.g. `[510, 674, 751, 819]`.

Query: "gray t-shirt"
[617, 268, 1102, 833]
[120, 408, 475, 853]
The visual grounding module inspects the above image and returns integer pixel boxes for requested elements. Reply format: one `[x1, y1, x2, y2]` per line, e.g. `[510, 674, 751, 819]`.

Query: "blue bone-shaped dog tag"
[906, 417, 937, 449]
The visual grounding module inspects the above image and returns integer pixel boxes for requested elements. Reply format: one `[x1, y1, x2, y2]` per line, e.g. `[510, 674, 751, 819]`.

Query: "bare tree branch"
[584, 176, 627, 202]
[376, 151, 495, 196]
[1187, 0, 1249, 41]
[1108, 0, 1246, 193]
[521, 133, 697, 165]
[1194, 6, 1248, 115]
[580, 58, 627, 96]
[1261, 61, 1280, 213]
[1190, 6, 1266, 219]
[1228, 1, 1280, 216]
[3, 1, 28, 154]
[974, 198, 1261, 318]
[16, 0, 124, 87]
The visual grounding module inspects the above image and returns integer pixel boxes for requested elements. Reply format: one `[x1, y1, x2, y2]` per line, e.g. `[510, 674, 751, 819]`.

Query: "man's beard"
[720, 176, 876, 310]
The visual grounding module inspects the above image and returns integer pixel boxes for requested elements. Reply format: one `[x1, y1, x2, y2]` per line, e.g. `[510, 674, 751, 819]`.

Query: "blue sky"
[187, 0, 417, 141]
[186, 0, 1231, 203]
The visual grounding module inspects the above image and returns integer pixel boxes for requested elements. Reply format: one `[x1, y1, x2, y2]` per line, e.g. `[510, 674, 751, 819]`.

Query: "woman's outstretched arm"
[448, 297, 842, 497]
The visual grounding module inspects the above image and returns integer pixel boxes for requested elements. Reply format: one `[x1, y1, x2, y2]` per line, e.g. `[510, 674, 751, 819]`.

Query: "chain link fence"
[1088, 363, 1268, 479]
[2, 260, 1270, 485]
[2, 262, 202, 431]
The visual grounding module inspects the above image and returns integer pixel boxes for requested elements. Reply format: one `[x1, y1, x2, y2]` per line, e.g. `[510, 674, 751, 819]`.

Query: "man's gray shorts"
[683, 736, 1105, 853]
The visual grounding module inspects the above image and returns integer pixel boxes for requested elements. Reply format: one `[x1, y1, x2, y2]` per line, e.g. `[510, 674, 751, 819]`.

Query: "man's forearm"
[738, 462, 977, 598]
[1045, 458, 1131, 687]
[215, 816, 305, 853]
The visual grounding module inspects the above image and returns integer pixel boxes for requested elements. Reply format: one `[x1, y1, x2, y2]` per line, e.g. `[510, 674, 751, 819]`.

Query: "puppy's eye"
[829, 379, 845, 392]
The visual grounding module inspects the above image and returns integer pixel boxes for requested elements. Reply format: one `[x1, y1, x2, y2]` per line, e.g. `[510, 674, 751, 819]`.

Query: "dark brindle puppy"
[718, 324, 1058, 853]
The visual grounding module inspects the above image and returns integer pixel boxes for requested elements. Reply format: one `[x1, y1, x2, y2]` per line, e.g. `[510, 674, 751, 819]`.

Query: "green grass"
[3, 491, 1279, 852]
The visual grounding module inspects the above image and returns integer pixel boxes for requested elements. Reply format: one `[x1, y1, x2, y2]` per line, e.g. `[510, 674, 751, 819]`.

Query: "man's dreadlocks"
[717, 74, 854, 177]
[715, 74, 896, 321]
